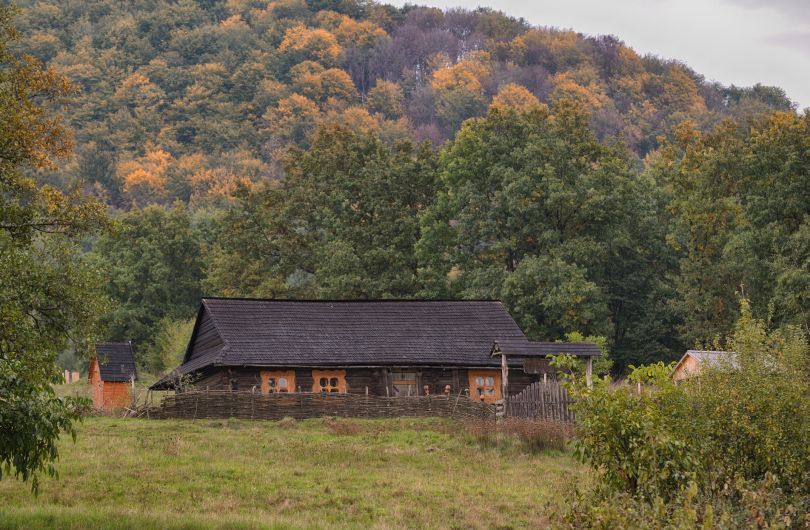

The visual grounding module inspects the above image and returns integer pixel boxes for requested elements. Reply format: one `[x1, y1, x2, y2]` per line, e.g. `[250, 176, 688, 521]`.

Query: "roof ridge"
[202, 297, 503, 303]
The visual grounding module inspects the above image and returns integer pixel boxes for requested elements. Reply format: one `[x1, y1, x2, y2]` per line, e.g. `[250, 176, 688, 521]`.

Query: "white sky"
[387, 0, 810, 110]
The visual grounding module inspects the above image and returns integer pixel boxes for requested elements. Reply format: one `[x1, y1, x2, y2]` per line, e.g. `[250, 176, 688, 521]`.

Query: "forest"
[9, 0, 808, 375]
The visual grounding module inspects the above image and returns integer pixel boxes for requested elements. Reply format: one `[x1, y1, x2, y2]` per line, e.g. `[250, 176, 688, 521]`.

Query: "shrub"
[558, 475, 809, 529]
[686, 306, 810, 496]
[571, 363, 698, 502]
[558, 300, 810, 527]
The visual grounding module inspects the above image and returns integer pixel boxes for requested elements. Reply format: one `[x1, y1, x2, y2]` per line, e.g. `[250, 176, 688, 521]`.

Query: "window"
[391, 371, 418, 396]
[467, 370, 502, 404]
[311, 370, 347, 393]
[260, 371, 296, 394]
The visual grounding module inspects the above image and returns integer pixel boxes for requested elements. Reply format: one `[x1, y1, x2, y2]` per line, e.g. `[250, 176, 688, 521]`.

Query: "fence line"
[145, 390, 496, 421]
[505, 379, 575, 422]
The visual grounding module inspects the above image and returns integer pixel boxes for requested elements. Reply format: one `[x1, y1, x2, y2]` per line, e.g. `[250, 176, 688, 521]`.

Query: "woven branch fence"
[145, 390, 496, 421]
[505, 380, 576, 422]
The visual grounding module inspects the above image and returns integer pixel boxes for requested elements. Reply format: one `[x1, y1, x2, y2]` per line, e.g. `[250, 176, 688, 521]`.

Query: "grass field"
[0, 416, 582, 529]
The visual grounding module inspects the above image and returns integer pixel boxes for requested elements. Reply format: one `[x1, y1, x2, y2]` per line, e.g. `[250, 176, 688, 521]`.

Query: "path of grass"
[0, 417, 582, 529]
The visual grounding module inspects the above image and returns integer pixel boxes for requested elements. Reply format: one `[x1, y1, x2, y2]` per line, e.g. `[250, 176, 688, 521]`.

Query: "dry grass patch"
[468, 418, 575, 453]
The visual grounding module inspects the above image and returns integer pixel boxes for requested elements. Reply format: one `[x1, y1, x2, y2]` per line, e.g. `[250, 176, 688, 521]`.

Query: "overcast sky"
[387, 0, 810, 110]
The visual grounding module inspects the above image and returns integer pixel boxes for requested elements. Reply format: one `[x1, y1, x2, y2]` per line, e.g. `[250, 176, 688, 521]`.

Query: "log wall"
[184, 366, 540, 397]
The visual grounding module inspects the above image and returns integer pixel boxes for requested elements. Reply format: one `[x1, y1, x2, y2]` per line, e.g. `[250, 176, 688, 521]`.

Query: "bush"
[688, 309, 810, 496]
[571, 363, 698, 502]
[558, 475, 809, 529]
[558, 300, 810, 527]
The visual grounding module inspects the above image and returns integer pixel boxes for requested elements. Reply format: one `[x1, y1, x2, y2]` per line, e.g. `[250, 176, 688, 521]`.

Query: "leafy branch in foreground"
[0, 4, 107, 493]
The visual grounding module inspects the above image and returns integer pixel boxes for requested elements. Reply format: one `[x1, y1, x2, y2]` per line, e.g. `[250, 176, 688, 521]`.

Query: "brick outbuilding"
[89, 342, 137, 410]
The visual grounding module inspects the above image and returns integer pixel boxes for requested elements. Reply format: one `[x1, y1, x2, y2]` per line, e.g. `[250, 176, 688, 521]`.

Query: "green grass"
[0, 417, 583, 529]
[52, 381, 92, 400]
[52, 379, 173, 411]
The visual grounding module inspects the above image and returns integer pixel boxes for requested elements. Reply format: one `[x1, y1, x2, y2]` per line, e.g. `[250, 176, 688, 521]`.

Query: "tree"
[367, 79, 405, 119]
[92, 203, 203, 357]
[206, 123, 438, 298]
[502, 256, 610, 339]
[655, 112, 810, 343]
[489, 83, 542, 112]
[417, 98, 677, 369]
[118, 149, 173, 206]
[278, 24, 342, 67]
[430, 53, 491, 132]
[0, 5, 107, 491]
[290, 61, 358, 104]
[144, 317, 195, 373]
[263, 93, 321, 147]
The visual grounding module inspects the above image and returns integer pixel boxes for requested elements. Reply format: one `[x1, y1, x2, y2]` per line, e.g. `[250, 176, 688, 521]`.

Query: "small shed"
[671, 350, 737, 381]
[89, 342, 137, 410]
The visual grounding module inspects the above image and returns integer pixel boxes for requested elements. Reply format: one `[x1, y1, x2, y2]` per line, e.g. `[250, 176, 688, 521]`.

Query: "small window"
[467, 370, 502, 404]
[391, 371, 418, 397]
[260, 371, 296, 394]
[312, 370, 346, 393]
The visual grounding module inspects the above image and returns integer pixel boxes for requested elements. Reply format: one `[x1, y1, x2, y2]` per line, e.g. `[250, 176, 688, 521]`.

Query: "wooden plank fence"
[505, 379, 575, 422]
[144, 390, 496, 421]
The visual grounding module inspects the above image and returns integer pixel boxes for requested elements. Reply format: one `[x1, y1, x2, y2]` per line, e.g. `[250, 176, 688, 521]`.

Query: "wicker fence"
[505, 379, 576, 422]
[145, 390, 496, 421]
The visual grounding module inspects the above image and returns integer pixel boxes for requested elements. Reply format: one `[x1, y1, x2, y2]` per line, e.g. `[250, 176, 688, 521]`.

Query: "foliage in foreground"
[0, 4, 105, 491]
[556, 300, 810, 528]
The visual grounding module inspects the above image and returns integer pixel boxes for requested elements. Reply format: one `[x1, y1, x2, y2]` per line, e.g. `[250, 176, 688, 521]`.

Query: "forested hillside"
[18, 0, 794, 206]
[15, 0, 807, 374]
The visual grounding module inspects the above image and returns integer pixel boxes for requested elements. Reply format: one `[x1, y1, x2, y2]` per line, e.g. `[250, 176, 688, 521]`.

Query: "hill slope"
[17, 0, 794, 207]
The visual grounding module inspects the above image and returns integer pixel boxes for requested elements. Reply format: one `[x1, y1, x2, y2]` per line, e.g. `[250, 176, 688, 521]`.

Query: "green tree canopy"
[652, 112, 810, 345]
[417, 99, 679, 369]
[92, 203, 204, 358]
[205, 123, 438, 299]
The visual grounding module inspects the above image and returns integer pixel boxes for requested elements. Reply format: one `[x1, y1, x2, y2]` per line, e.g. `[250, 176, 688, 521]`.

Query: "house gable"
[183, 304, 226, 364]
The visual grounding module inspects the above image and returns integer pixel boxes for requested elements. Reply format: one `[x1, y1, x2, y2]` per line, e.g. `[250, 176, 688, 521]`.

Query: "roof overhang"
[490, 340, 601, 357]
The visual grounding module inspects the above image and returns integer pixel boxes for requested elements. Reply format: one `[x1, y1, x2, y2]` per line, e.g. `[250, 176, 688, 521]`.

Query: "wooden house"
[151, 299, 600, 402]
[89, 342, 137, 410]
[671, 350, 737, 381]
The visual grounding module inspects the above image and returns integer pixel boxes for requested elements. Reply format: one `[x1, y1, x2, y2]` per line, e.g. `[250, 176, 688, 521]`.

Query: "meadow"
[0, 416, 582, 530]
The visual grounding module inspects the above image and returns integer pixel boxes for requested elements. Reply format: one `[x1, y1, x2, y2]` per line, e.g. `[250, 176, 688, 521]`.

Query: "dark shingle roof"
[204, 298, 534, 366]
[94, 342, 137, 382]
[153, 298, 601, 388]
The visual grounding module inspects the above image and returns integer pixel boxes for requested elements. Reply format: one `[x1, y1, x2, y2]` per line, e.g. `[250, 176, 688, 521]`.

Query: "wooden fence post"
[500, 352, 509, 415]
[586, 356, 593, 389]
